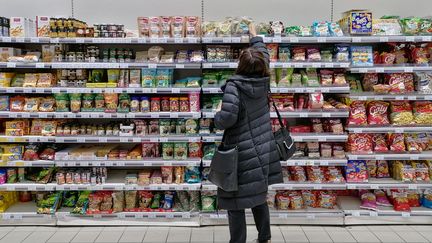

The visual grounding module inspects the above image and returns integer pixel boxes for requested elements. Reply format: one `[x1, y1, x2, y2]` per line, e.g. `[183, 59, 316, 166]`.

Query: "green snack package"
[107, 69, 120, 84]
[117, 93, 130, 113]
[151, 193, 161, 209]
[305, 68, 320, 87]
[54, 93, 70, 112]
[81, 94, 94, 112]
[400, 17, 421, 35]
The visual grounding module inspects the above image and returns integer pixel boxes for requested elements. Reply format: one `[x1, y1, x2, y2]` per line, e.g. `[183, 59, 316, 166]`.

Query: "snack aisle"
[0, 11, 432, 226]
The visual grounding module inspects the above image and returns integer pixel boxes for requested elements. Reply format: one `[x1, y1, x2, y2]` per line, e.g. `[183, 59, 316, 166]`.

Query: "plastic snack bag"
[346, 160, 369, 183]
[422, 189, 432, 208]
[387, 133, 406, 152]
[348, 101, 367, 125]
[375, 190, 392, 207]
[359, 190, 377, 211]
[376, 160, 390, 178]
[372, 134, 388, 152]
[367, 101, 390, 125]
[347, 134, 372, 153]
[389, 101, 414, 125]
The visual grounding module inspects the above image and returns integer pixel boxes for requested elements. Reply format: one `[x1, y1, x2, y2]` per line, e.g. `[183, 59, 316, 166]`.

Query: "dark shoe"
[252, 240, 271, 243]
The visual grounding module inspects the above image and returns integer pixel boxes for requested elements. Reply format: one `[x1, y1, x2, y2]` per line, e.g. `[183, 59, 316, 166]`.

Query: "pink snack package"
[359, 190, 377, 211]
[374, 189, 392, 207]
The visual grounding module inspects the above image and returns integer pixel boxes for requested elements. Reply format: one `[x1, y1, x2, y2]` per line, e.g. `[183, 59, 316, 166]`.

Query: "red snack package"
[407, 191, 421, 207]
[362, 73, 379, 92]
[292, 47, 306, 61]
[319, 70, 333, 86]
[391, 191, 410, 212]
[402, 73, 415, 93]
[387, 133, 406, 152]
[308, 93, 324, 109]
[373, 51, 381, 64]
[385, 73, 406, 94]
[367, 101, 390, 125]
[411, 46, 429, 64]
[376, 160, 390, 178]
[348, 101, 367, 125]
[347, 134, 373, 153]
[372, 134, 388, 152]
[290, 125, 311, 133]
[380, 52, 396, 64]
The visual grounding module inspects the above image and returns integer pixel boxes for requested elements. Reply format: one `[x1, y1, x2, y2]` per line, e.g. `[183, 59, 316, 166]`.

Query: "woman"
[214, 25, 283, 243]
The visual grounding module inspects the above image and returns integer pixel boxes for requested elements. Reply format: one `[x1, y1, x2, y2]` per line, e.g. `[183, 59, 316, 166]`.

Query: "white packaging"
[10, 17, 25, 37]
[0, 47, 22, 61]
[36, 16, 50, 37]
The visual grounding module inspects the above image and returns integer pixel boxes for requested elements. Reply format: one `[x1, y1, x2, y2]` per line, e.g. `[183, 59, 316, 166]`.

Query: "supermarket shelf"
[346, 178, 432, 190]
[350, 65, 432, 73]
[2, 160, 54, 167]
[263, 36, 352, 44]
[269, 61, 350, 68]
[0, 62, 50, 69]
[0, 36, 200, 44]
[339, 196, 432, 225]
[349, 92, 432, 101]
[351, 35, 432, 43]
[0, 183, 56, 191]
[0, 135, 201, 143]
[201, 208, 344, 225]
[203, 158, 347, 167]
[281, 158, 348, 166]
[271, 85, 350, 94]
[0, 87, 201, 94]
[0, 111, 201, 119]
[56, 183, 201, 191]
[202, 62, 238, 69]
[269, 183, 347, 190]
[201, 36, 249, 44]
[0, 202, 55, 226]
[203, 86, 351, 94]
[56, 210, 200, 226]
[203, 182, 346, 191]
[347, 125, 432, 133]
[201, 133, 347, 143]
[202, 110, 349, 118]
[55, 158, 201, 167]
[291, 133, 348, 142]
[347, 152, 432, 160]
[271, 110, 349, 118]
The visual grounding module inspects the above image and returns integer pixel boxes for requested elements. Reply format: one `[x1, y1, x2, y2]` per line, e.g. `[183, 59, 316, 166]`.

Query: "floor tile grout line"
[140, 226, 149, 243]
[0, 229, 13, 241]
[277, 226, 286, 243]
[367, 229, 385, 243]
[20, 230, 36, 243]
[300, 226, 311, 243]
[115, 228, 125, 243]
[165, 227, 170, 243]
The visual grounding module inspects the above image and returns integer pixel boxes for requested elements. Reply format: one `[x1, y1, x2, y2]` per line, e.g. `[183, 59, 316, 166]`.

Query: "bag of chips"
[359, 190, 377, 211]
[413, 101, 432, 124]
[348, 101, 367, 125]
[389, 101, 414, 125]
[367, 101, 390, 125]
[372, 134, 388, 152]
[347, 134, 372, 153]
[387, 133, 406, 152]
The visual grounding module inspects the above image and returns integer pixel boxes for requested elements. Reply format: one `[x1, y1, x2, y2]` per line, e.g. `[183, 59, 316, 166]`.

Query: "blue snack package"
[313, 21, 330, 37]
[0, 96, 9, 111]
[350, 46, 374, 67]
[162, 192, 174, 210]
[141, 69, 156, 87]
[422, 189, 432, 208]
[185, 166, 201, 183]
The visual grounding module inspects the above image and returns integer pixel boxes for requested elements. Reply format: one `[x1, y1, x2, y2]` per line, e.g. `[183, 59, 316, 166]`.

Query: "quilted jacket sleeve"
[214, 82, 240, 130]
[250, 36, 269, 66]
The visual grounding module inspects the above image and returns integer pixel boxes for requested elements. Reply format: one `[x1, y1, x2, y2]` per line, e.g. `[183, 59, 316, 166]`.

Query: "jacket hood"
[224, 75, 270, 98]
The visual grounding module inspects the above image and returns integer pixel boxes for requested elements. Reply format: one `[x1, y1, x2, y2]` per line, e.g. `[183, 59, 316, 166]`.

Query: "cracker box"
[36, 16, 50, 37]
[339, 9, 372, 35]
[10, 17, 26, 37]
[0, 47, 22, 62]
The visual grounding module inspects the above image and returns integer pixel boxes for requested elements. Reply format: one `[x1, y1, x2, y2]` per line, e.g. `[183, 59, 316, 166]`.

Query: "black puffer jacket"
[214, 37, 283, 210]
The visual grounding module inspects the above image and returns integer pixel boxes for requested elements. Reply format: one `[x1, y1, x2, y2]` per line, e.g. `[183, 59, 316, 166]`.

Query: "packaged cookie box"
[36, 16, 50, 37]
[10, 17, 35, 37]
[338, 9, 372, 35]
[0, 47, 22, 62]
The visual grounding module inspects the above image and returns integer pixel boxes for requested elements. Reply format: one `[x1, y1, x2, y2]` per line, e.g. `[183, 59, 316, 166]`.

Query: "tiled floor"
[0, 225, 431, 243]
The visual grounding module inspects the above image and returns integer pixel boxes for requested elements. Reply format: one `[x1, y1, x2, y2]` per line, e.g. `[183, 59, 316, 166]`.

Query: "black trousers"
[228, 202, 271, 243]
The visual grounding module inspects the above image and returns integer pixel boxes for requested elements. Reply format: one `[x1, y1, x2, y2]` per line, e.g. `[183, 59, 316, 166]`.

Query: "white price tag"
[404, 67, 414, 72]
[138, 38, 146, 43]
[405, 36, 415, 42]
[202, 37, 212, 43]
[324, 63, 334, 68]
[290, 37, 299, 43]
[150, 113, 159, 118]
[118, 214, 126, 219]
[272, 37, 282, 43]
[2, 37, 12, 42]
[300, 113, 308, 118]
[376, 155, 384, 160]
[359, 68, 368, 73]
[187, 37, 198, 43]
[170, 113, 178, 118]
[269, 63, 276, 68]
[175, 64, 185, 69]
[352, 211, 361, 217]
[93, 214, 102, 218]
[370, 184, 380, 189]
[150, 137, 158, 143]
[159, 137, 168, 142]
[410, 155, 420, 160]
[222, 37, 231, 43]
[132, 137, 141, 142]
[182, 213, 191, 219]
[340, 63, 350, 68]
[229, 63, 238, 68]
[369, 211, 378, 217]
[203, 63, 212, 68]
[148, 213, 156, 219]
[2, 214, 11, 220]
[408, 184, 417, 190]
[13, 214, 22, 220]
[395, 128, 404, 133]
[312, 63, 321, 68]
[306, 214, 315, 219]
[352, 37, 362, 43]
[15, 37, 25, 43]
[99, 137, 108, 142]
[294, 63, 302, 68]
[401, 212, 411, 217]
[6, 62, 16, 68]
[166, 214, 174, 219]
[347, 185, 356, 190]
[422, 36, 432, 42]
[148, 63, 157, 69]
[379, 37, 389, 42]
[172, 88, 180, 93]
[35, 63, 45, 68]
[120, 137, 128, 142]
[376, 68, 385, 73]
[278, 214, 288, 219]
[119, 63, 129, 69]
[149, 38, 158, 43]
[314, 185, 322, 190]
[39, 113, 48, 118]
[158, 38, 167, 43]
[50, 38, 59, 43]
[231, 37, 241, 43]
[30, 37, 39, 43]
[75, 38, 85, 43]
[321, 161, 329, 166]
[317, 37, 326, 43]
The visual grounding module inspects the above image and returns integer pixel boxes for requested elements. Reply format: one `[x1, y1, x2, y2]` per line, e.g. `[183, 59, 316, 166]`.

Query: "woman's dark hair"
[235, 47, 270, 77]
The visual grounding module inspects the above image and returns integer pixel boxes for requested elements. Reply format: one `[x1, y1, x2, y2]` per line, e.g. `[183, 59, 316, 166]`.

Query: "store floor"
[0, 225, 432, 243]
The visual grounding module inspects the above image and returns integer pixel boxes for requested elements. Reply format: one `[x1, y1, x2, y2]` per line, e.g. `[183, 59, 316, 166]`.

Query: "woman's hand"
[249, 23, 257, 37]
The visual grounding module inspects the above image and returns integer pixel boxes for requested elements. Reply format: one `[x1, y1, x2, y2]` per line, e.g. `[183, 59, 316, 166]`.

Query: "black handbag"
[208, 131, 239, 192]
[272, 102, 296, 161]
